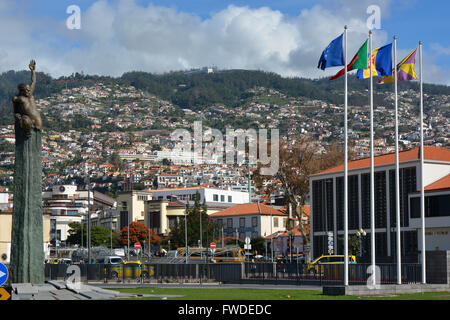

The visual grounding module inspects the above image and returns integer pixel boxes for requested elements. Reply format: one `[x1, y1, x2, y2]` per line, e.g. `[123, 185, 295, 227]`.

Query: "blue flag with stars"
[318, 33, 344, 70]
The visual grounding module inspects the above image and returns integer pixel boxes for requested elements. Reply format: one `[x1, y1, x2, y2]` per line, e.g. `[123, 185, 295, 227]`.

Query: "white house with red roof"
[209, 203, 288, 242]
[309, 146, 450, 261]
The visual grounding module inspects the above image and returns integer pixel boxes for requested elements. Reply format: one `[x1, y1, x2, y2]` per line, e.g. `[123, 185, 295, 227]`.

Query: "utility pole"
[87, 170, 91, 264]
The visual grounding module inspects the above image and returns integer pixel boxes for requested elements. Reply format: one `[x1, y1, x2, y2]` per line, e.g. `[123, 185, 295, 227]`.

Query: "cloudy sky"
[0, 0, 449, 84]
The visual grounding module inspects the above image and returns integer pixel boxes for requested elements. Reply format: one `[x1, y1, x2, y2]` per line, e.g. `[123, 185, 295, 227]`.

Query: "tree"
[66, 222, 114, 247]
[250, 237, 266, 255]
[168, 192, 221, 248]
[118, 221, 160, 247]
[254, 139, 352, 262]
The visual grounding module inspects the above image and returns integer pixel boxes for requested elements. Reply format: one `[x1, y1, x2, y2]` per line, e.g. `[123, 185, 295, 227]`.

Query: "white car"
[103, 256, 124, 264]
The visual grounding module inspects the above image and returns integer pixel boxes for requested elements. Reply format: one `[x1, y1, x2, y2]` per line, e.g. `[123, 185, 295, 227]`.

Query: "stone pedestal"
[10, 123, 44, 284]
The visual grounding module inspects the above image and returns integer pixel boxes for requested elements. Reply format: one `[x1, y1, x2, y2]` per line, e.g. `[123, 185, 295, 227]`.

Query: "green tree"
[168, 192, 221, 248]
[250, 237, 266, 255]
[66, 222, 114, 246]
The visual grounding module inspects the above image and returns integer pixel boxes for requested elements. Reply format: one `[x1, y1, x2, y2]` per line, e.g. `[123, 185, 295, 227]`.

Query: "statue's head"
[18, 83, 31, 97]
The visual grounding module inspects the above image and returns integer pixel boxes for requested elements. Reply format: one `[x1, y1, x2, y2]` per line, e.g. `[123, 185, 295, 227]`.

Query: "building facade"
[43, 184, 117, 243]
[209, 203, 288, 241]
[309, 146, 450, 261]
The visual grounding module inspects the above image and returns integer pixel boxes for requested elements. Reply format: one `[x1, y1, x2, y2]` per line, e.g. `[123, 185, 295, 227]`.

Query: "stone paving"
[10, 280, 184, 300]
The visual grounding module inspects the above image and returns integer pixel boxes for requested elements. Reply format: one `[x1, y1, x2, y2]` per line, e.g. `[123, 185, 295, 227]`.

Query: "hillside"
[1, 69, 449, 126]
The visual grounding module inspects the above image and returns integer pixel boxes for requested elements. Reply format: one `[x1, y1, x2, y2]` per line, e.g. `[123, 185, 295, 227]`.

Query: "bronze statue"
[12, 60, 42, 136]
[10, 59, 44, 284]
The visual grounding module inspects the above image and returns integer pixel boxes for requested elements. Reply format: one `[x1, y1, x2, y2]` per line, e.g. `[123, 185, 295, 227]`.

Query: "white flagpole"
[369, 30, 376, 286]
[419, 41, 426, 284]
[344, 25, 349, 286]
[394, 36, 402, 284]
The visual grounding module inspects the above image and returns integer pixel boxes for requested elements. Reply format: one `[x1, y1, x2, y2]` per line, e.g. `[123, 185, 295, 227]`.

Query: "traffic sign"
[134, 242, 141, 250]
[245, 237, 251, 244]
[0, 287, 11, 301]
[0, 263, 8, 286]
[210, 242, 216, 249]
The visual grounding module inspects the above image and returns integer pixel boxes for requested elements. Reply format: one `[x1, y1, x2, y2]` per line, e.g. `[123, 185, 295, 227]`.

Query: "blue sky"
[1, 0, 449, 84]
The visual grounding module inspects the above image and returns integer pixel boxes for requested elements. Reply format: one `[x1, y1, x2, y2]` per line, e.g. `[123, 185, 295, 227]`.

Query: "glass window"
[221, 195, 225, 202]
[252, 217, 258, 227]
[239, 217, 245, 227]
[228, 196, 232, 202]
[213, 194, 219, 201]
[274, 217, 278, 228]
[227, 218, 233, 228]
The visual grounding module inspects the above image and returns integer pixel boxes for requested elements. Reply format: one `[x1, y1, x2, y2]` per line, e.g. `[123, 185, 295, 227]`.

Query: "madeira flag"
[317, 34, 344, 70]
[377, 48, 417, 84]
[330, 39, 368, 80]
[357, 43, 393, 79]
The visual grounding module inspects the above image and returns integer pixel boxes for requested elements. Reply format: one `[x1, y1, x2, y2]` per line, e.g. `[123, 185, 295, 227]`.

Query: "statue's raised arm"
[12, 59, 42, 136]
[29, 59, 36, 94]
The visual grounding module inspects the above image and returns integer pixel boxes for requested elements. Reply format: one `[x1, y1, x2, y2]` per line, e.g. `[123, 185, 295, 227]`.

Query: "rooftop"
[424, 173, 450, 192]
[314, 146, 450, 176]
[209, 203, 286, 217]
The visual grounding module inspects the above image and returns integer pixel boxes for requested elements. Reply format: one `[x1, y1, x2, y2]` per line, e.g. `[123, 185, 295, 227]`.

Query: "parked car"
[103, 256, 124, 265]
[58, 258, 73, 265]
[306, 255, 356, 275]
[106, 261, 154, 280]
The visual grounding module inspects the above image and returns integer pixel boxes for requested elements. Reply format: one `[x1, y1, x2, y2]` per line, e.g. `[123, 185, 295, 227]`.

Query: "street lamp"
[356, 228, 367, 258]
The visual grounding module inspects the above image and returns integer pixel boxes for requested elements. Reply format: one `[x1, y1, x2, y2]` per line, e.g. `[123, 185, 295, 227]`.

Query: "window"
[121, 201, 127, 208]
[252, 217, 258, 227]
[227, 218, 233, 228]
[213, 194, 219, 201]
[411, 195, 450, 218]
[217, 219, 223, 226]
[239, 217, 245, 227]
[274, 217, 279, 228]
[221, 195, 225, 202]
[228, 196, 232, 203]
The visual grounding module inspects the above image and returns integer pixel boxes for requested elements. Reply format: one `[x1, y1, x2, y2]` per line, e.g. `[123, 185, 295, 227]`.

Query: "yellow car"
[106, 261, 154, 280]
[306, 255, 357, 275]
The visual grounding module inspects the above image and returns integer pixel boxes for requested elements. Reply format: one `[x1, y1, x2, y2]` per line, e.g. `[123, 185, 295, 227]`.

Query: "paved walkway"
[10, 281, 184, 300]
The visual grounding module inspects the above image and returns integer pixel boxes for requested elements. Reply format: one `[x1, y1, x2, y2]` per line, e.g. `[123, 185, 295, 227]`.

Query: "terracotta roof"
[424, 173, 450, 191]
[316, 146, 450, 175]
[149, 183, 214, 192]
[168, 201, 185, 207]
[209, 203, 286, 217]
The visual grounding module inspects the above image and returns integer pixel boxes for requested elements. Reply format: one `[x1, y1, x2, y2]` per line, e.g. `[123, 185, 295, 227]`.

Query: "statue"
[13, 60, 43, 136]
[10, 60, 45, 284]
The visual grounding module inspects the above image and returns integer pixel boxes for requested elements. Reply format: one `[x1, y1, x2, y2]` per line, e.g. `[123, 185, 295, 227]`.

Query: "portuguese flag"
[330, 39, 368, 80]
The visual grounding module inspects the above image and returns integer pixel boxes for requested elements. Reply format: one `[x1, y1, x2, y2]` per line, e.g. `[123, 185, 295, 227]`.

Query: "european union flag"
[318, 34, 344, 70]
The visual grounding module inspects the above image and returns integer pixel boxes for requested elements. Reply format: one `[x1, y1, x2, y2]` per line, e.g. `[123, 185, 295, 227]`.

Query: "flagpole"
[369, 30, 376, 287]
[394, 36, 402, 285]
[344, 25, 349, 286]
[419, 41, 426, 284]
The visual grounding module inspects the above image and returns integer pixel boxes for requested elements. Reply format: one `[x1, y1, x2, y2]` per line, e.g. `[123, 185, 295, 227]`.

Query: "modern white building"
[149, 185, 250, 206]
[43, 185, 116, 243]
[309, 146, 450, 261]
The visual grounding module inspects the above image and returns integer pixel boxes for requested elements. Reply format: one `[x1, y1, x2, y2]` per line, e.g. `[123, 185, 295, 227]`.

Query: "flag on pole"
[357, 43, 393, 79]
[330, 39, 368, 80]
[377, 48, 417, 84]
[317, 33, 345, 70]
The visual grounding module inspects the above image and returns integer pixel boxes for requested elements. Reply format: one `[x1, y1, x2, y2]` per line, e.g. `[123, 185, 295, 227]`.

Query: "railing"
[242, 262, 423, 285]
[44, 262, 423, 285]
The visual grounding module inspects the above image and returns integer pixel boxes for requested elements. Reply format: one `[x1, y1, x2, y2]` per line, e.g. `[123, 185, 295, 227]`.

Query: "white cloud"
[431, 43, 450, 56]
[0, 0, 447, 85]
